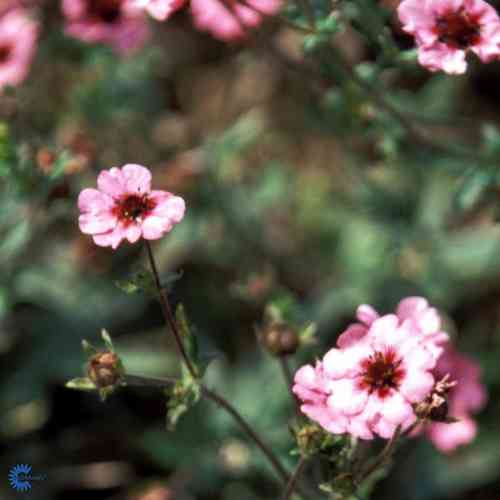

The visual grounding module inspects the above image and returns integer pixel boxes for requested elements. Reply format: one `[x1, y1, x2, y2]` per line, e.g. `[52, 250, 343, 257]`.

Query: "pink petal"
[337, 324, 368, 349]
[142, 215, 172, 239]
[122, 163, 152, 194]
[378, 392, 415, 425]
[92, 227, 126, 249]
[150, 191, 186, 223]
[418, 42, 467, 74]
[78, 188, 114, 213]
[97, 167, 126, 198]
[327, 378, 368, 416]
[399, 370, 434, 403]
[356, 304, 379, 326]
[79, 212, 117, 235]
[427, 416, 477, 452]
[125, 223, 142, 243]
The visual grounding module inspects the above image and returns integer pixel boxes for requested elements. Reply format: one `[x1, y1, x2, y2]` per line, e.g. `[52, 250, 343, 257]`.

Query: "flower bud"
[87, 351, 123, 389]
[262, 322, 299, 356]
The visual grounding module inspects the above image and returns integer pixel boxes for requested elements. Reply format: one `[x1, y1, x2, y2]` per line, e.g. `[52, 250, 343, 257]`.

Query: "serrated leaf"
[176, 304, 200, 376]
[165, 378, 201, 431]
[66, 377, 96, 391]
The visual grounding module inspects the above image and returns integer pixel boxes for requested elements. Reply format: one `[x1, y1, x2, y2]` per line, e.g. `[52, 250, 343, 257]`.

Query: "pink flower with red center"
[294, 297, 449, 440]
[0, 8, 38, 92]
[398, 0, 500, 74]
[132, 0, 282, 41]
[426, 344, 487, 452]
[62, 0, 150, 54]
[78, 164, 185, 249]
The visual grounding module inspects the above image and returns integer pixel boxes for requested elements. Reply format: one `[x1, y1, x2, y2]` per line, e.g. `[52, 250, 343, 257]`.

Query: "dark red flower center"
[0, 44, 12, 64]
[360, 349, 405, 398]
[113, 194, 156, 224]
[435, 8, 481, 49]
[87, 0, 123, 23]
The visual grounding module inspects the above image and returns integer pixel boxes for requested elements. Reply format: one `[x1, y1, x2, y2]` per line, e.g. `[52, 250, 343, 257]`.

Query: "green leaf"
[81, 339, 98, 357]
[66, 377, 96, 391]
[165, 378, 201, 431]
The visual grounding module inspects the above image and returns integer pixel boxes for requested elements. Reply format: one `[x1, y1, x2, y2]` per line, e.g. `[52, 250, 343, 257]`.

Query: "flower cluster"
[294, 298, 448, 439]
[78, 164, 185, 249]
[294, 297, 488, 449]
[398, 0, 500, 74]
[0, 6, 38, 92]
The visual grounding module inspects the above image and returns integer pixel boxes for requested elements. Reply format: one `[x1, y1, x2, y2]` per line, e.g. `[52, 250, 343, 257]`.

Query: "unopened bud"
[87, 351, 123, 388]
[262, 322, 299, 356]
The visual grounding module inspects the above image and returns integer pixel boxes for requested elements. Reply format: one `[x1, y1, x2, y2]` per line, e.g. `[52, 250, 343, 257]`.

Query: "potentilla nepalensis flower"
[426, 344, 487, 452]
[133, 0, 282, 41]
[78, 164, 185, 249]
[62, 0, 150, 54]
[0, 8, 38, 91]
[398, 0, 500, 74]
[294, 298, 449, 439]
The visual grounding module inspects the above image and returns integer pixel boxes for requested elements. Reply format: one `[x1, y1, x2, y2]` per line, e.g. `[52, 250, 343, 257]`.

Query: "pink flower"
[0, 8, 38, 91]
[62, 0, 150, 54]
[426, 345, 487, 452]
[398, 0, 500, 74]
[133, 0, 281, 41]
[78, 164, 185, 249]
[294, 298, 448, 440]
[190, 0, 282, 41]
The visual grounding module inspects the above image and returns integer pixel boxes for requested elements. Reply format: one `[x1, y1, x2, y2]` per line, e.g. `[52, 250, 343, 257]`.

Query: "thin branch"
[201, 384, 291, 484]
[282, 455, 308, 500]
[279, 357, 301, 416]
[144, 241, 198, 379]
[357, 425, 402, 484]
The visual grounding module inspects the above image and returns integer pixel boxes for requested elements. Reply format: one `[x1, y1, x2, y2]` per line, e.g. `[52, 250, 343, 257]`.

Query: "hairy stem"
[145, 240, 198, 379]
[279, 357, 301, 416]
[283, 455, 308, 500]
[357, 425, 402, 485]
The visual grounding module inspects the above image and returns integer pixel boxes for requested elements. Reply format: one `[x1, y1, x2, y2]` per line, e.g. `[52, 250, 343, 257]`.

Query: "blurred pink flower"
[0, 8, 38, 91]
[133, 0, 281, 41]
[62, 0, 150, 54]
[190, 0, 282, 41]
[78, 164, 185, 249]
[398, 0, 500, 74]
[426, 344, 487, 452]
[294, 298, 448, 440]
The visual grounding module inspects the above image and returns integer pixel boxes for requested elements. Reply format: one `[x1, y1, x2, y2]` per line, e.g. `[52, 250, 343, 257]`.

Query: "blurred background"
[2, 0, 500, 499]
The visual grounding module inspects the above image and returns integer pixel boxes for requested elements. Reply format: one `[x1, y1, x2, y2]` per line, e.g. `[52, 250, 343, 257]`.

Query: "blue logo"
[8, 464, 46, 492]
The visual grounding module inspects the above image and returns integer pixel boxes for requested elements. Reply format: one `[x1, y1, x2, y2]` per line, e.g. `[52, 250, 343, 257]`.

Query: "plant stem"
[201, 384, 291, 484]
[144, 241, 198, 379]
[283, 455, 307, 500]
[124, 373, 177, 388]
[357, 425, 402, 485]
[279, 357, 301, 416]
